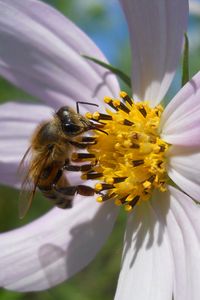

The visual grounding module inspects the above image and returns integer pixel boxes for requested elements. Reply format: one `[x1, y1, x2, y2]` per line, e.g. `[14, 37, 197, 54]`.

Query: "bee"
[19, 102, 105, 219]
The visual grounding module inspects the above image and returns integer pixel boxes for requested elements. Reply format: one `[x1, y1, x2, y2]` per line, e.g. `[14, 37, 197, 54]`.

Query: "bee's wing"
[18, 147, 50, 219]
[19, 174, 37, 219]
[18, 146, 36, 219]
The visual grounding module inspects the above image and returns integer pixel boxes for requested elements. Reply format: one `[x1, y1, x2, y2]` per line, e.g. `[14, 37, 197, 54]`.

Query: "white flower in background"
[189, 0, 200, 16]
[0, 1, 200, 300]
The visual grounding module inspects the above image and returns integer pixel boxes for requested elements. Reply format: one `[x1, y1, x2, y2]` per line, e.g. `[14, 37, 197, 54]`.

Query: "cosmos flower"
[0, 0, 200, 299]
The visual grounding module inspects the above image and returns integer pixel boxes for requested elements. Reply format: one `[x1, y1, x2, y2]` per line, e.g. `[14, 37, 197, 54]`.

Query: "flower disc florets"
[73, 92, 169, 212]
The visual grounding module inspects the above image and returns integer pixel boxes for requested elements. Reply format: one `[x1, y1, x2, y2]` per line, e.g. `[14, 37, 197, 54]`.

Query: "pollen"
[81, 92, 169, 212]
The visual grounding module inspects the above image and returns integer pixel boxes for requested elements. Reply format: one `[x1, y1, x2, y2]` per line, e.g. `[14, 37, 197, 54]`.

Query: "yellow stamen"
[82, 92, 169, 212]
[115, 199, 122, 206]
[124, 204, 133, 212]
[97, 196, 103, 203]
[95, 183, 103, 192]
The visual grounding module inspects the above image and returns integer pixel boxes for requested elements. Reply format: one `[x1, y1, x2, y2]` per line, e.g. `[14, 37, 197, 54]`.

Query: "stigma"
[74, 92, 169, 212]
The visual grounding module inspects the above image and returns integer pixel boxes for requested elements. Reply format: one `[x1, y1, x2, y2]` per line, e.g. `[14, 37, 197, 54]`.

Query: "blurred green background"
[0, 0, 200, 299]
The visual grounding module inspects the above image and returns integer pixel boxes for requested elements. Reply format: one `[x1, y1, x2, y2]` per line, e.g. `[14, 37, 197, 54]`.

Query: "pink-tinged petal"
[161, 71, 200, 146]
[0, 102, 52, 187]
[0, 0, 120, 110]
[120, 0, 188, 106]
[114, 197, 173, 300]
[0, 197, 119, 292]
[167, 145, 200, 201]
[152, 186, 200, 300]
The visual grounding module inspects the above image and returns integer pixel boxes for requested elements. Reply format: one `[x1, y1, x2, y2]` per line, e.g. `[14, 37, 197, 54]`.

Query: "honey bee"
[19, 102, 105, 219]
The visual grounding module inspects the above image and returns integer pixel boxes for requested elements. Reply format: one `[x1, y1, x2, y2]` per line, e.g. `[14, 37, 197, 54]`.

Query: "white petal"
[115, 196, 173, 300]
[0, 0, 120, 110]
[120, 0, 188, 106]
[152, 186, 200, 300]
[0, 197, 119, 291]
[0, 102, 52, 187]
[161, 71, 200, 146]
[167, 145, 200, 201]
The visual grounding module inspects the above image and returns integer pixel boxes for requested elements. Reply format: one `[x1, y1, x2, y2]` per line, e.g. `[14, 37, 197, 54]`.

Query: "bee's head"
[56, 106, 90, 136]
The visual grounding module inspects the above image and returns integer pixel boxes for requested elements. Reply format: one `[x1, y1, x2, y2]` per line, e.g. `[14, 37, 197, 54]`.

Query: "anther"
[64, 163, 94, 172]
[115, 199, 123, 206]
[159, 145, 166, 152]
[132, 133, 139, 140]
[157, 161, 164, 169]
[132, 159, 144, 167]
[106, 177, 127, 184]
[113, 100, 130, 114]
[123, 119, 134, 126]
[92, 112, 112, 121]
[131, 143, 140, 149]
[90, 123, 106, 129]
[85, 112, 92, 119]
[97, 192, 116, 202]
[138, 107, 147, 117]
[82, 172, 103, 180]
[115, 195, 127, 206]
[124, 204, 133, 212]
[104, 96, 119, 111]
[148, 175, 156, 182]
[143, 181, 152, 189]
[119, 103, 130, 114]
[72, 153, 96, 161]
[95, 183, 114, 192]
[120, 91, 133, 106]
[129, 195, 140, 207]
[96, 196, 103, 203]
[119, 195, 128, 204]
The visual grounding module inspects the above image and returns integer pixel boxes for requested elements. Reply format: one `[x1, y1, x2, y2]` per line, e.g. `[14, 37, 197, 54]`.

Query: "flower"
[189, 0, 200, 16]
[0, 0, 200, 299]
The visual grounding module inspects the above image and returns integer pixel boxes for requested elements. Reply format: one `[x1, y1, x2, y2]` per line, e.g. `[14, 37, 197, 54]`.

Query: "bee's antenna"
[76, 101, 99, 114]
[89, 125, 108, 135]
[95, 128, 108, 135]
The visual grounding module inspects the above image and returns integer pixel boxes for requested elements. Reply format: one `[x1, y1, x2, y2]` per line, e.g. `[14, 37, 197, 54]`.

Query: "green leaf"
[82, 55, 131, 88]
[181, 33, 189, 87]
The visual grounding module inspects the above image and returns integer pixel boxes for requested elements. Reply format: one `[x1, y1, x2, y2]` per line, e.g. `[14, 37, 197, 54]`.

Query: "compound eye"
[63, 123, 81, 135]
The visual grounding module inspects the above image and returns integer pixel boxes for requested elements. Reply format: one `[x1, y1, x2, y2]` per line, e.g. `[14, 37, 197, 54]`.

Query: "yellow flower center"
[74, 92, 169, 212]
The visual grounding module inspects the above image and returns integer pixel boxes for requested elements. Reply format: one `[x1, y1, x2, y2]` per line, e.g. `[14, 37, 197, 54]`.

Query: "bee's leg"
[77, 185, 95, 196]
[53, 184, 94, 209]
[50, 168, 94, 208]
[39, 169, 73, 208]
[47, 169, 74, 208]
[54, 185, 95, 197]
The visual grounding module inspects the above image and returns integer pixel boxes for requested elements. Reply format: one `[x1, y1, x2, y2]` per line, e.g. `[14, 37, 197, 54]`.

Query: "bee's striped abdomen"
[38, 163, 73, 209]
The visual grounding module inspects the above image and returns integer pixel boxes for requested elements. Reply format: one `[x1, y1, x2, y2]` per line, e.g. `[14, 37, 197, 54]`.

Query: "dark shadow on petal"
[121, 190, 170, 269]
[92, 71, 115, 98]
[0, 32, 118, 111]
[189, 78, 198, 94]
[38, 201, 118, 287]
[39, 243, 67, 287]
[37, 191, 170, 285]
